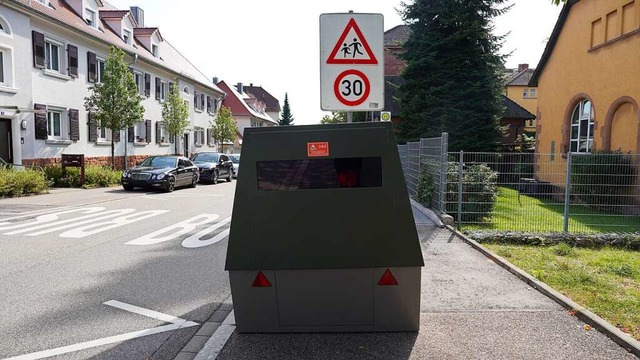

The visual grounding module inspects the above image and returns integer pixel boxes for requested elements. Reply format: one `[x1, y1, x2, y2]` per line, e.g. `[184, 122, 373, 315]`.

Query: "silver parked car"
[229, 154, 240, 178]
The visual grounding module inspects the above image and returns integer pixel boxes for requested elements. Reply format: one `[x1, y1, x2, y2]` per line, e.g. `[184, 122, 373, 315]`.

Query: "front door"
[0, 119, 13, 163]
[183, 133, 189, 158]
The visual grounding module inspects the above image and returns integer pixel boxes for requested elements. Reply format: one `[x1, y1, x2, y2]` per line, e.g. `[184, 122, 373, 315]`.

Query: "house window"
[0, 50, 4, 84]
[134, 71, 144, 94]
[123, 29, 131, 44]
[45, 40, 61, 72]
[160, 81, 167, 101]
[529, 89, 536, 98]
[0, 17, 9, 35]
[134, 121, 146, 142]
[570, 99, 595, 153]
[251, 120, 264, 127]
[160, 123, 170, 143]
[96, 58, 106, 83]
[152, 44, 158, 57]
[47, 109, 62, 139]
[84, 8, 96, 27]
[97, 120, 111, 141]
[194, 127, 204, 146]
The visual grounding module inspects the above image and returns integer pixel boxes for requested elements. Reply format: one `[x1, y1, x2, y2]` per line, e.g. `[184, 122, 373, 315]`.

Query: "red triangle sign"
[252, 271, 272, 287]
[327, 18, 378, 65]
[378, 269, 399, 286]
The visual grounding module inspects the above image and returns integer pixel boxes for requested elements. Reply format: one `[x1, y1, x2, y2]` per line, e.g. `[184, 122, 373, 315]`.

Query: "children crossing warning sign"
[320, 13, 384, 111]
[326, 18, 378, 65]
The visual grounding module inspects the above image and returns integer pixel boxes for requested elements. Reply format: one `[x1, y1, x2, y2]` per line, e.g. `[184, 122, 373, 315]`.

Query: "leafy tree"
[212, 106, 238, 153]
[279, 93, 294, 125]
[551, 0, 566, 4]
[321, 111, 346, 124]
[398, 0, 509, 152]
[84, 46, 144, 169]
[162, 81, 189, 155]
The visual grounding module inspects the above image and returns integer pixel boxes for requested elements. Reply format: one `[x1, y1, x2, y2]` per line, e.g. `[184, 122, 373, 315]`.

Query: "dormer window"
[123, 29, 132, 45]
[84, 8, 96, 27]
[152, 44, 158, 57]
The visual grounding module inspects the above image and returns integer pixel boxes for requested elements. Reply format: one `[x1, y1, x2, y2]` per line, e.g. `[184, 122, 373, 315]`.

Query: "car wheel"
[190, 174, 198, 188]
[123, 185, 134, 191]
[165, 177, 175, 192]
[227, 170, 232, 182]
[212, 170, 219, 184]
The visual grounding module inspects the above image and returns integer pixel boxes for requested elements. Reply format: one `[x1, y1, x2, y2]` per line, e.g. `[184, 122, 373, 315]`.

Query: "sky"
[108, 0, 563, 125]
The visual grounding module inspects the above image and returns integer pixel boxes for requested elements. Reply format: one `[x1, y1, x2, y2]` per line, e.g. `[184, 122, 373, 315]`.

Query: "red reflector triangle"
[252, 271, 272, 287]
[378, 269, 399, 286]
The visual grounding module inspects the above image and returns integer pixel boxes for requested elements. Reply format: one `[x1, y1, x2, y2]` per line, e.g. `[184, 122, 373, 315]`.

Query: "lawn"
[464, 187, 640, 233]
[484, 243, 640, 341]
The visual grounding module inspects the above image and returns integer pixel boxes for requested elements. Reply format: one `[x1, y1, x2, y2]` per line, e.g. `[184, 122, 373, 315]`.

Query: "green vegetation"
[278, 93, 294, 126]
[416, 165, 435, 207]
[163, 81, 190, 155]
[485, 243, 640, 341]
[447, 163, 499, 222]
[0, 168, 48, 197]
[212, 105, 239, 154]
[464, 187, 640, 233]
[45, 165, 121, 189]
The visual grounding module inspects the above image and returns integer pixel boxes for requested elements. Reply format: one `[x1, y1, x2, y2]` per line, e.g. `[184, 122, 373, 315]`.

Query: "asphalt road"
[0, 181, 236, 360]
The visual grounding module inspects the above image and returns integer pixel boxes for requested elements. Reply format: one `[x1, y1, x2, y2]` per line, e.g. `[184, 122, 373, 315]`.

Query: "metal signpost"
[320, 13, 385, 117]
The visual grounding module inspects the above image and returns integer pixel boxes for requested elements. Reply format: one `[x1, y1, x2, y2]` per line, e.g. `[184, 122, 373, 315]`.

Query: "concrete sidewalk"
[182, 207, 638, 360]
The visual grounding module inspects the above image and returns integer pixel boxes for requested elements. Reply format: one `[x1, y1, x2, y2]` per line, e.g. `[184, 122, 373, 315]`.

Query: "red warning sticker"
[307, 142, 329, 157]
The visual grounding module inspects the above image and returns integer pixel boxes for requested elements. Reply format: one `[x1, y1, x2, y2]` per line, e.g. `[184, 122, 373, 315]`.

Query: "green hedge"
[446, 162, 498, 222]
[0, 168, 48, 197]
[466, 230, 640, 251]
[45, 165, 122, 188]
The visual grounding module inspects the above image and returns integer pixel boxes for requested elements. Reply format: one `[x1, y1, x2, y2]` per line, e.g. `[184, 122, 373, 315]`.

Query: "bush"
[553, 242, 575, 256]
[416, 163, 435, 207]
[466, 230, 640, 251]
[571, 150, 635, 210]
[45, 165, 121, 188]
[446, 162, 498, 222]
[0, 168, 48, 197]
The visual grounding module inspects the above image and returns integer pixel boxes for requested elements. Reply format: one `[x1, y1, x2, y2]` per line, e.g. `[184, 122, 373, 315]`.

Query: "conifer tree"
[398, 0, 510, 151]
[279, 93, 294, 125]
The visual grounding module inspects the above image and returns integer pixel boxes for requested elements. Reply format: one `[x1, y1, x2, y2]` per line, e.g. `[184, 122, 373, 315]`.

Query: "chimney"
[212, 77, 219, 84]
[130, 6, 144, 27]
[518, 63, 529, 72]
[237, 82, 244, 94]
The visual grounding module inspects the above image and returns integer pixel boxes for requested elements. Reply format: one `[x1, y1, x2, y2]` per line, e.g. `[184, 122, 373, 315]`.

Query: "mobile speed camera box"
[225, 122, 423, 332]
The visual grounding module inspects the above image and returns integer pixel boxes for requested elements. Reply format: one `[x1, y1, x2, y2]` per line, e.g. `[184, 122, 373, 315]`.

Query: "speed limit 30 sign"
[320, 13, 384, 111]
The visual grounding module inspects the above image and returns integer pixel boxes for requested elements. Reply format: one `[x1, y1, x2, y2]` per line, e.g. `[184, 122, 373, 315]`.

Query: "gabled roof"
[529, 1, 577, 86]
[243, 85, 281, 113]
[217, 81, 277, 125]
[384, 24, 410, 47]
[98, 10, 129, 19]
[6, 0, 223, 96]
[502, 95, 536, 120]
[505, 68, 535, 86]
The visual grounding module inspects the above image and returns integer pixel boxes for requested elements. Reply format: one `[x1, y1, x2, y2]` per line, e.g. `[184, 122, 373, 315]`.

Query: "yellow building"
[530, 0, 640, 184]
[505, 64, 538, 132]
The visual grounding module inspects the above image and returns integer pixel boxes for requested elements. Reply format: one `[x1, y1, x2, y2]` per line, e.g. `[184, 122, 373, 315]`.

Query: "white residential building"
[0, 0, 225, 168]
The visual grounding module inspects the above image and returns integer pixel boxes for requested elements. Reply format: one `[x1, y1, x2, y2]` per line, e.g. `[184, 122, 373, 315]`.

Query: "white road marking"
[126, 214, 220, 245]
[0, 207, 106, 233]
[182, 217, 231, 248]
[59, 210, 169, 238]
[1, 301, 199, 360]
[17, 209, 135, 236]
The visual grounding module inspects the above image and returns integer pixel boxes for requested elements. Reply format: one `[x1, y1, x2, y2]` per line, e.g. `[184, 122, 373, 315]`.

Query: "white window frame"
[97, 120, 112, 142]
[47, 107, 64, 140]
[194, 127, 204, 146]
[152, 44, 158, 57]
[0, 50, 5, 85]
[123, 29, 132, 45]
[134, 121, 146, 143]
[160, 81, 168, 102]
[84, 8, 96, 28]
[97, 57, 106, 83]
[570, 99, 595, 154]
[160, 123, 170, 144]
[0, 16, 11, 36]
[134, 71, 144, 95]
[45, 38, 62, 72]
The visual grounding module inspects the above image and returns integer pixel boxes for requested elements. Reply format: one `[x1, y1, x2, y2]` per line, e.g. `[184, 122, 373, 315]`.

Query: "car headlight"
[122, 171, 129, 178]
[156, 173, 165, 180]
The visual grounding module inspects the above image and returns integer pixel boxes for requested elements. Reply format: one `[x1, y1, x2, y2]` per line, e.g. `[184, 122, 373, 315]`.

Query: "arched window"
[570, 99, 595, 153]
[183, 86, 190, 94]
[0, 16, 10, 35]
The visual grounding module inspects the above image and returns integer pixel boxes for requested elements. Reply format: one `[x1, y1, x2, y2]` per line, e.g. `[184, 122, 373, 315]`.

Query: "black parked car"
[190, 152, 233, 184]
[121, 155, 199, 192]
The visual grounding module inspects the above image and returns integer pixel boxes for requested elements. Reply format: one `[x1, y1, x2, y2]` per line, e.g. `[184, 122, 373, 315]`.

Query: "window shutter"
[194, 91, 198, 109]
[128, 126, 134, 142]
[155, 77, 161, 100]
[155, 121, 161, 144]
[145, 120, 151, 143]
[129, 67, 134, 76]
[207, 128, 211, 146]
[88, 113, 97, 142]
[67, 45, 78, 77]
[144, 73, 151, 97]
[87, 51, 97, 83]
[114, 129, 121, 142]
[69, 109, 80, 141]
[200, 130, 205, 145]
[169, 82, 173, 93]
[201, 94, 205, 110]
[32, 31, 45, 69]
[34, 104, 47, 140]
[207, 96, 211, 113]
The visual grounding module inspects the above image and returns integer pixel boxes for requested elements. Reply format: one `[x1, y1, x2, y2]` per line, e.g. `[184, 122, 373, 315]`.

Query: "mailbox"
[225, 122, 423, 332]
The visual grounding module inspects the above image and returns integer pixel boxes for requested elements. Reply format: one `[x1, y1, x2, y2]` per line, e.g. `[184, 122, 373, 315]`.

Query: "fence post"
[563, 152, 572, 233]
[458, 150, 464, 230]
[440, 132, 448, 213]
